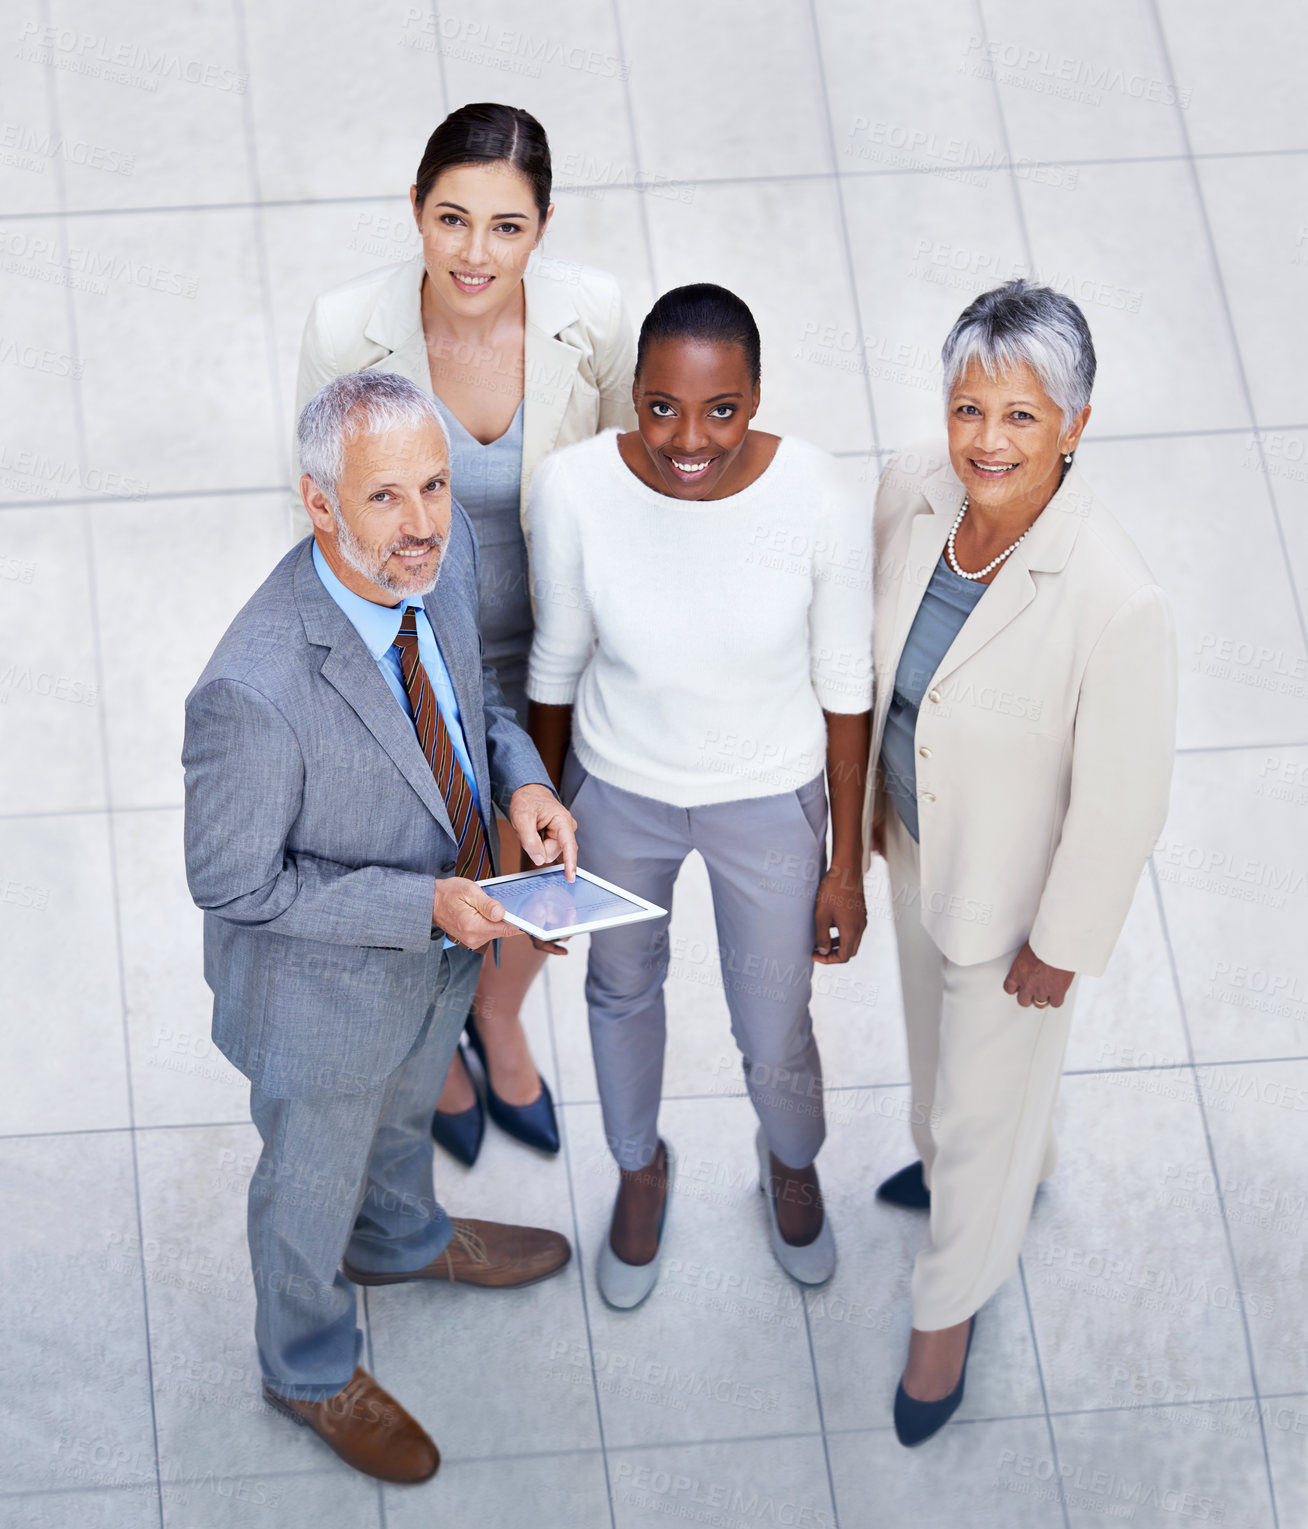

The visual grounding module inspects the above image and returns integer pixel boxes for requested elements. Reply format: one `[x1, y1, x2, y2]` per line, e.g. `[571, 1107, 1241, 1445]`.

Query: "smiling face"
[410, 161, 551, 316]
[301, 414, 452, 605]
[632, 338, 760, 500]
[946, 359, 1090, 516]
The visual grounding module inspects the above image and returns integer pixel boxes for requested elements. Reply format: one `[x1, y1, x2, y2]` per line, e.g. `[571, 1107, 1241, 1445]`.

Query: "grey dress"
[431, 395, 532, 727]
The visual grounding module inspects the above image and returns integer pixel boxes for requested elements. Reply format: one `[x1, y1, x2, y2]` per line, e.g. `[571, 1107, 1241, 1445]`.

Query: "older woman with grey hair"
[865, 279, 1177, 1445]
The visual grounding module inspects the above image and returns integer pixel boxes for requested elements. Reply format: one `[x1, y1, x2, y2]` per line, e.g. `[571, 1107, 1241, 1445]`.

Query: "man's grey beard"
[333, 508, 445, 597]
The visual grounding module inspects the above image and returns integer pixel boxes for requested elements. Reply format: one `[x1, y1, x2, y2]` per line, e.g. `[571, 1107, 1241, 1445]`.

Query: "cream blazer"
[865, 443, 1177, 977]
[289, 255, 637, 539]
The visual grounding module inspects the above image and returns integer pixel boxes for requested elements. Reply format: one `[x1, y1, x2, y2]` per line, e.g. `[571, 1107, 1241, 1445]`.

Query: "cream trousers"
[886, 807, 1077, 1330]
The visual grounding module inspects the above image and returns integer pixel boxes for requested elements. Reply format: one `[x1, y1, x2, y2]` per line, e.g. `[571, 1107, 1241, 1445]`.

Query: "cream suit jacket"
[289, 255, 637, 539]
[865, 443, 1178, 977]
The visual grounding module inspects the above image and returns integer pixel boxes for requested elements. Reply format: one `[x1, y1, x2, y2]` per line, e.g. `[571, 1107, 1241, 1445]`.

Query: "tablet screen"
[488, 869, 646, 933]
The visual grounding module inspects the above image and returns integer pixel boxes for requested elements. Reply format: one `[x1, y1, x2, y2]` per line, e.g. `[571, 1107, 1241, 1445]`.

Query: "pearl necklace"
[945, 496, 1030, 581]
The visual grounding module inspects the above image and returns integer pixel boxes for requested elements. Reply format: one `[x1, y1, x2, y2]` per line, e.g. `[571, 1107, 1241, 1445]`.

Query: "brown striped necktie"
[392, 608, 492, 882]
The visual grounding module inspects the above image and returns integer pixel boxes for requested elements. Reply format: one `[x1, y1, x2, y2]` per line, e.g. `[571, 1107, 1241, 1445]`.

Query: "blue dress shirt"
[880, 553, 987, 842]
[312, 541, 483, 819]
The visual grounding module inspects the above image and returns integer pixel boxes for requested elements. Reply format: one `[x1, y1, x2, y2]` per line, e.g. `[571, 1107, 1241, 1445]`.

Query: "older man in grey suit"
[182, 371, 577, 1486]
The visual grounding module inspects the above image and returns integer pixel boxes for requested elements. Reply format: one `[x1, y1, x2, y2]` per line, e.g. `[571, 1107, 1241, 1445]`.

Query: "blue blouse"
[880, 553, 987, 840]
[431, 394, 531, 726]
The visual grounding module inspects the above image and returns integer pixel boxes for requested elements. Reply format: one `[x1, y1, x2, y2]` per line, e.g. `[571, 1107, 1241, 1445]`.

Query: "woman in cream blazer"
[865, 280, 1177, 1447]
[291, 104, 636, 1170]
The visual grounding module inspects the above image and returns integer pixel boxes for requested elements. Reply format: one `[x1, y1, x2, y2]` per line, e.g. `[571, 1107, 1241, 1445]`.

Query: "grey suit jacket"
[182, 509, 550, 1098]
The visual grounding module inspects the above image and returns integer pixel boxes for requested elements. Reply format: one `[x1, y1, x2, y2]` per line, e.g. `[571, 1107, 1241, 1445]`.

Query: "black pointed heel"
[430, 1044, 485, 1166]
[466, 1015, 560, 1155]
[876, 1160, 931, 1210]
[893, 1317, 975, 1447]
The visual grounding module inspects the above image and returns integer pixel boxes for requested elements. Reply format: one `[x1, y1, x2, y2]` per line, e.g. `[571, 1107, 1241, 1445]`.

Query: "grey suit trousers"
[565, 752, 828, 1174]
[247, 946, 481, 1399]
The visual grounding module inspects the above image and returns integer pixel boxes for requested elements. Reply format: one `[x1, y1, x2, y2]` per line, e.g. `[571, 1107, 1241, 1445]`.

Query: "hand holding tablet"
[478, 865, 666, 941]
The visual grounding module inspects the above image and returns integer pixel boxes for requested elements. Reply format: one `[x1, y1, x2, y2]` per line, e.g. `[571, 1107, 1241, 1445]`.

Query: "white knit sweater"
[526, 429, 874, 807]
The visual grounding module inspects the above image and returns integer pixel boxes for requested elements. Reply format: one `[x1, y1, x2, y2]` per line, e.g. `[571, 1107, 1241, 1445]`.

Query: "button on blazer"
[289, 255, 637, 541]
[865, 443, 1178, 976]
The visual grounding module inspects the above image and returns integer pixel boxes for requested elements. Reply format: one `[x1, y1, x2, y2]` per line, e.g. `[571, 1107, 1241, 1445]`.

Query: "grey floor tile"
[979, 0, 1189, 161]
[0, 1486, 160, 1529]
[244, 0, 449, 203]
[1025, 1072, 1254, 1413]
[0, 507, 107, 814]
[1074, 436, 1308, 752]
[364, 1117, 596, 1462]
[385, 1448, 611, 1529]
[0, 228, 82, 504]
[439, 0, 636, 196]
[1155, 0, 1307, 155]
[568, 1095, 825, 1448]
[816, 0, 1008, 184]
[827, 1415, 1066, 1528]
[1265, 1395, 1308, 1528]
[0, 813, 129, 1135]
[1066, 872, 1189, 1075]
[1195, 1057, 1308, 1396]
[133, 1122, 336, 1481]
[1, 31, 64, 217]
[608, 1434, 834, 1529]
[643, 178, 876, 453]
[1050, 1405, 1277, 1528]
[114, 808, 249, 1129]
[1153, 749, 1308, 1063]
[807, 1083, 1046, 1433]
[42, 0, 247, 213]
[621, 0, 831, 183]
[0, 1133, 156, 1495]
[67, 210, 280, 495]
[1198, 154, 1308, 430]
[838, 169, 1029, 449]
[160, 1465, 377, 1528]
[92, 492, 290, 807]
[1020, 160, 1247, 439]
[1254, 425, 1308, 621]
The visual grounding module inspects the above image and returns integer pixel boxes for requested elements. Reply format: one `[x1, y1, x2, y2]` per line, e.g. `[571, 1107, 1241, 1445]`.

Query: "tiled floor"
[1, 2, 1304, 1525]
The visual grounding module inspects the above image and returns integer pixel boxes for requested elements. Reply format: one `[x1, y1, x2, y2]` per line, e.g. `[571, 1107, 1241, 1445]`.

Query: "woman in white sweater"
[527, 285, 874, 1307]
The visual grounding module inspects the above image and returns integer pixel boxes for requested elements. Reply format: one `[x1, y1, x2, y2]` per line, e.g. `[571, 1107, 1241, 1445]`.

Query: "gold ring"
[1033, 998, 1050, 1008]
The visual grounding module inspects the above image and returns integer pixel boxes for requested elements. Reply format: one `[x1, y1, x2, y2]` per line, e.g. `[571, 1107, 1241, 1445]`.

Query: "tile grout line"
[972, 0, 1034, 270]
[8, 144, 1308, 224]
[541, 961, 619, 1529]
[606, 0, 658, 298]
[35, 0, 164, 1522]
[1016, 1255, 1072, 1529]
[799, 1295, 841, 1527]
[5, 1051, 1308, 1142]
[4, 422, 1307, 513]
[1146, 0, 1307, 656]
[230, 0, 292, 507]
[1147, 858, 1281, 1528]
[806, 0, 880, 457]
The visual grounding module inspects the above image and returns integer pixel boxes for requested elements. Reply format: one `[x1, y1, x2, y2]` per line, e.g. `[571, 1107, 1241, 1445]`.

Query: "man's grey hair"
[940, 279, 1096, 429]
[297, 370, 450, 510]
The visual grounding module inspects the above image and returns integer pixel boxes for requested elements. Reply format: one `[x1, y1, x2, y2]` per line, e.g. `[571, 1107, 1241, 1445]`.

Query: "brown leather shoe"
[342, 1218, 571, 1289]
[262, 1367, 438, 1484]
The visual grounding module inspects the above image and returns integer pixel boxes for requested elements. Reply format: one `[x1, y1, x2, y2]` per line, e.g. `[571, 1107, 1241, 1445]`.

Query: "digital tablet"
[478, 865, 666, 940]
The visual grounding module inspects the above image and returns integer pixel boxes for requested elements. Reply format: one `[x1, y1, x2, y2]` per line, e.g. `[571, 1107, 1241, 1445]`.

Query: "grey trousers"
[565, 752, 828, 1174]
[247, 946, 482, 1399]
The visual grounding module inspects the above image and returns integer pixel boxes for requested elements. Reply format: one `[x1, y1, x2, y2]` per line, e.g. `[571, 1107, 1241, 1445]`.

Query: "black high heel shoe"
[466, 1014, 560, 1155]
[430, 1044, 485, 1166]
[876, 1160, 931, 1210]
[893, 1317, 975, 1447]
